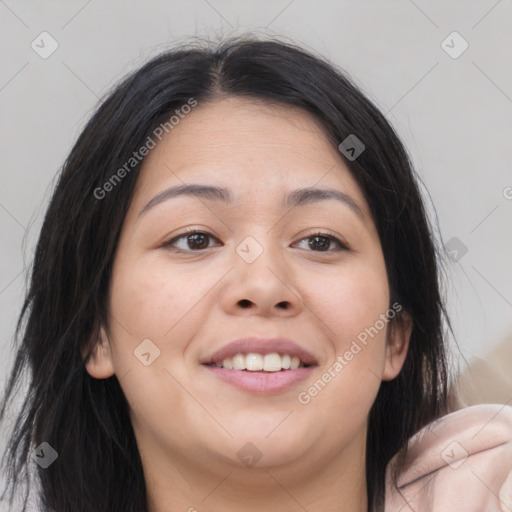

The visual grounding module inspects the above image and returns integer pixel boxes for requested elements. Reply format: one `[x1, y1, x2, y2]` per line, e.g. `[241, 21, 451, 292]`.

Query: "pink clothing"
[385, 404, 512, 511]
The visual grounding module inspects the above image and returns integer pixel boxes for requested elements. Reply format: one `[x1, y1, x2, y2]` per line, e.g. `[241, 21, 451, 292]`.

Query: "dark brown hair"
[0, 35, 450, 512]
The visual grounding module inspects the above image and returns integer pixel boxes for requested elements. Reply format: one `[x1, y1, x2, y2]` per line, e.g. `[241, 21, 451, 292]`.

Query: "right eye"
[162, 229, 222, 252]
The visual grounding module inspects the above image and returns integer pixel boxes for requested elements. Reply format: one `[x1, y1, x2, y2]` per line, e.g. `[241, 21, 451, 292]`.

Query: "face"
[86, 97, 410, 494]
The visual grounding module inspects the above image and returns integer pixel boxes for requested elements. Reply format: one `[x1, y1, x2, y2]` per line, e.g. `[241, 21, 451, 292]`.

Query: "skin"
[85, 97, 412, 512]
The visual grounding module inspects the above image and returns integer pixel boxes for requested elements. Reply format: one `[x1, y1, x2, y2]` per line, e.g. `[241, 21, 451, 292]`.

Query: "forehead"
[132, 97, 370, 218]
[148, 97, 335, 165]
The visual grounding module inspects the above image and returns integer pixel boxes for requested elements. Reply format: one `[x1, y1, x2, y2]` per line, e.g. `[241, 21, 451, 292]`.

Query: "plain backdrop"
[0, 1, 511, 417]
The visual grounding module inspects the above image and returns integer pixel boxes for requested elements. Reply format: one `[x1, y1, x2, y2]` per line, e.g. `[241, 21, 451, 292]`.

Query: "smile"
[207, 352, 309, 371]
[202, 352, 315, 394]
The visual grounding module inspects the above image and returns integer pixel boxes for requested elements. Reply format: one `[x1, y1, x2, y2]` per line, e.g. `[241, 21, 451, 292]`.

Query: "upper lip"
[201, 337, 318, 366]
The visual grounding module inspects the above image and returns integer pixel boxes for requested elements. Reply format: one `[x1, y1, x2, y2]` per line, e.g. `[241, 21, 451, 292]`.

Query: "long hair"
[0, 35, 450, 512]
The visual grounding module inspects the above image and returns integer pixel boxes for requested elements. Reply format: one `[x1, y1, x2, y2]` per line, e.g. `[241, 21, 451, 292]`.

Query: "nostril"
[239, 299, 252, 308]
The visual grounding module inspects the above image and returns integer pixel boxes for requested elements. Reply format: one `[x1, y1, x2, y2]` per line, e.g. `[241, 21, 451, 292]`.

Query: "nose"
[219, 236, 303, 318]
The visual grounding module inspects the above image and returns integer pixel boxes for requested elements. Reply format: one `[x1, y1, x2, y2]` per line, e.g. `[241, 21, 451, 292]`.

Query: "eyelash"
[162, 228, 349, 253]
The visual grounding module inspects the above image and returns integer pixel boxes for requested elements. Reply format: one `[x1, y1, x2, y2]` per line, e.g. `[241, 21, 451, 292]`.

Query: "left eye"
[163, 230, 347, 253]
[292, 233, 347, 252]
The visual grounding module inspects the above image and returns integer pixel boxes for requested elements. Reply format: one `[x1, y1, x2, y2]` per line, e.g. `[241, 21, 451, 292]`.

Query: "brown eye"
[293, 233, 348, 252]
[163, 230, 220, 252]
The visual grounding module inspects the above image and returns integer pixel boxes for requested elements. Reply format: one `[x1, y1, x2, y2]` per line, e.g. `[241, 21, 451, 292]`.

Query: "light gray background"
[1, 1, 511, 402]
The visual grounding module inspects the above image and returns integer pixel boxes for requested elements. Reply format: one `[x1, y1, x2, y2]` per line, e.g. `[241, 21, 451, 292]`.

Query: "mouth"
[204, 352, 312, 372]
[200, 337, 318, 394]
[202, 352, 316, 395]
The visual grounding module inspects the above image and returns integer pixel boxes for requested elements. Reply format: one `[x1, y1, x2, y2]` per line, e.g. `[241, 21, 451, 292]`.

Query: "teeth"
[217, 353, 305, 372]
[232, 354, 245, 370]
[263, 353, 282, 372]
[246, 353, 263, 371]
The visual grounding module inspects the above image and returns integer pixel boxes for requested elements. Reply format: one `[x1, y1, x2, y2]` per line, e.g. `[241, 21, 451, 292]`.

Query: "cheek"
[296, 273, 389, 439]
[108, 254, 214, 339]
[105, 252, 225, 395]
[298, 255, 390, 408]
[309, 260, 390, 350]
[105, 255, 214, 439]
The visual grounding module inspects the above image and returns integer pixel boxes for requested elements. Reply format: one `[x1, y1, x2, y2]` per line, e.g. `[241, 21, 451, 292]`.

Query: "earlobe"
[382, 311, 413, 381]
[84, 326, 116, 379]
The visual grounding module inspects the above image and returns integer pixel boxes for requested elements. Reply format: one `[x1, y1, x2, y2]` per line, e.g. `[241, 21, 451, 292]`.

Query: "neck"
[143, 431, 368, 512]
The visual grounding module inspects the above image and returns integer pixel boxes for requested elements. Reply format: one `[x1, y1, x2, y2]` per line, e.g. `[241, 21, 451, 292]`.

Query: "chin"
[230, 430, 310, 467]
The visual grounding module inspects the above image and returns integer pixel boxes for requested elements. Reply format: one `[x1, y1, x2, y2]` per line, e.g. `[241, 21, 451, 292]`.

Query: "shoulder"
[385, 404, 512, 512]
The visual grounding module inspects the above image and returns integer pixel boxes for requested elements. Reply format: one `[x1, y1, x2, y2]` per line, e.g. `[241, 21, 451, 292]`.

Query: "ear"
[382, 310, 413, 381]
[84, 325, 116, 379]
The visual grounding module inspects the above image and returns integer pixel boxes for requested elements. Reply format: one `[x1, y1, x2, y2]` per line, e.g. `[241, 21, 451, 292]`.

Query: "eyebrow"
[139, 183, 364, 219]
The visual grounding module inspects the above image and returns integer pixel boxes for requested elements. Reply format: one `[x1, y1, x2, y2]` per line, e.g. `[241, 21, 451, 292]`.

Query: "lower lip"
[203, 365, 315, 394]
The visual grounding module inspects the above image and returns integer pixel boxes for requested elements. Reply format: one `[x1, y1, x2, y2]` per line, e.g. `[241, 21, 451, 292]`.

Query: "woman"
[1, 35, 511, 512]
